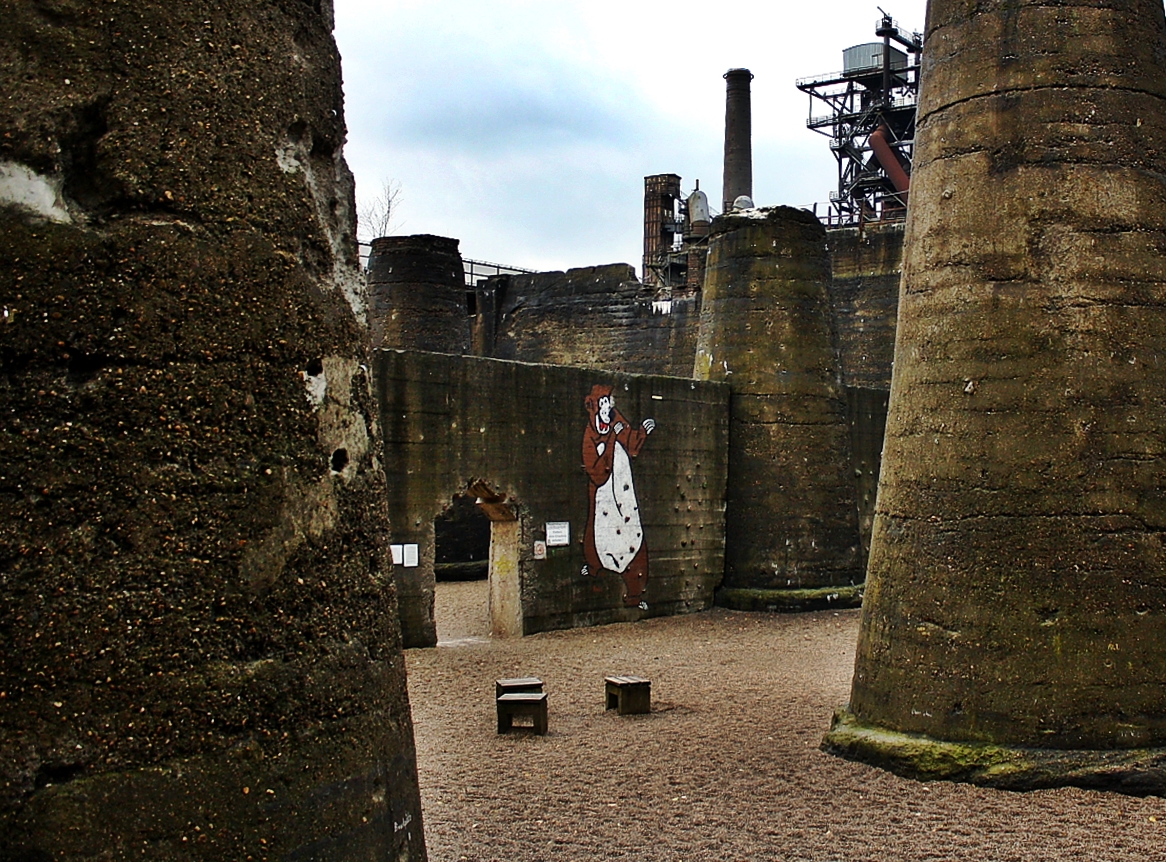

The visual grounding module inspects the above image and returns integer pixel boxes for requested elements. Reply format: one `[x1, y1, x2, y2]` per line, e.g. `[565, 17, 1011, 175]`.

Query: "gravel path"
[404, 580, 1166, 861]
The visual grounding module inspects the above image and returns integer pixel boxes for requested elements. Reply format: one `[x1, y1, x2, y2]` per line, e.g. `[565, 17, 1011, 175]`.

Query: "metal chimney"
[722, 68, 754, 212]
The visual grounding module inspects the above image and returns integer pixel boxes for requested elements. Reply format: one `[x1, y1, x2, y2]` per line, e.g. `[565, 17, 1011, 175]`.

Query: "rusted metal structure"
[642, 173, 684, 288]
[797, 12, 922, 226]
[642, 175, 712, 293]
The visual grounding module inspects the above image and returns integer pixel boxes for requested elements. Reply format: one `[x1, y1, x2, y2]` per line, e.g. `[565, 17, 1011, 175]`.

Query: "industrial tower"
[797, 11, 922, 225]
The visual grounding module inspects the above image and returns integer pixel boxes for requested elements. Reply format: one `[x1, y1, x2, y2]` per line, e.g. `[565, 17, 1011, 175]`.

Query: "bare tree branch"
[357, 178, 402, 242]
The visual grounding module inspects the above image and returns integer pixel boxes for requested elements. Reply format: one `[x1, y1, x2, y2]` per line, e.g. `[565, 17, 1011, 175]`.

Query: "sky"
[334, 0, 928, 275]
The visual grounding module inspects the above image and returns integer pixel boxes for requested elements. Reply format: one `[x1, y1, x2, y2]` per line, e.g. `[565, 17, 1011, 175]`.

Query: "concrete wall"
[481, 264, 701, 378]
[0, 3, 424, 858]
[827, 222, 904, 561]
[827, 223, 903, 392]
[374, 351, 729, 648]
[464, 221, 903, 599]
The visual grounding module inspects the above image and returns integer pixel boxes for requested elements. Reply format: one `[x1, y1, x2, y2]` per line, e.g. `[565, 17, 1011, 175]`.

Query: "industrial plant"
[7, 1, 1166, 859]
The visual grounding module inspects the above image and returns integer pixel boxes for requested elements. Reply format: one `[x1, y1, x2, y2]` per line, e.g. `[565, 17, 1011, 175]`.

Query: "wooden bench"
[495, 677, 544, 699]
[496, 691, 548, 735]
[605, 675, 651, 715]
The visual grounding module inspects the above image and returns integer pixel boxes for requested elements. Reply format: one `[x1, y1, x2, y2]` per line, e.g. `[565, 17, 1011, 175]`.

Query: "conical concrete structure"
[367, 234, 470, 354]
[0, 2, 425, 856]
[826, 0, 1166, 791]
[695, 207, 862, 610]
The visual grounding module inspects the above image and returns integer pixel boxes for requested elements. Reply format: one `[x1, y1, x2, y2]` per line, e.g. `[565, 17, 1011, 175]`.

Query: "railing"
[796, 70, 851, 89]
[802, 193, 910, 228]
[876, 17, 922, 49]
[807, 95, 918, 131]
[463, 258, 536, 287]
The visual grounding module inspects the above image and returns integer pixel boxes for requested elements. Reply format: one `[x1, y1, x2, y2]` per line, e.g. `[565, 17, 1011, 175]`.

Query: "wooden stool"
[496, 692, 548, 735]
[605, 675, 651, 715]
[495, 677, 543, 699]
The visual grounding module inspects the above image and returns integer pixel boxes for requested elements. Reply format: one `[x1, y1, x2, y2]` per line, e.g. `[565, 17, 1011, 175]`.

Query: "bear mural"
[581, 384, 656, 609]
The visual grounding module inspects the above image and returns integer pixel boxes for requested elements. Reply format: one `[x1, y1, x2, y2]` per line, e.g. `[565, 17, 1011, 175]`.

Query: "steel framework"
[797, 12, 922, 226]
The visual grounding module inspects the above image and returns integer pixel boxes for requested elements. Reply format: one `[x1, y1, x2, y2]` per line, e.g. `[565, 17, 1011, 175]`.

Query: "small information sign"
[533, 540, 547, 560]
[545, 521, 570, 547]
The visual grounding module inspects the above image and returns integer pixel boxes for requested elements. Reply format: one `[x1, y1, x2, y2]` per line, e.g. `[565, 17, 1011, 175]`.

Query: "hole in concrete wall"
[305, 357, 324, 377]
[60, 98, 124, 215]
[434, 495, 490, 582]
[330, 448, 349, 472]
[34, 761, 85, 790]
[67, 351, 110, 385]
[433, 494, 492, 645]
[465, 291, 477, 316]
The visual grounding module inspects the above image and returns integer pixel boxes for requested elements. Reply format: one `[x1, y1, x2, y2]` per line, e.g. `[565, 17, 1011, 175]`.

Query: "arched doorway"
[434, 495, 490, 582]
[430, 481, 522, 642]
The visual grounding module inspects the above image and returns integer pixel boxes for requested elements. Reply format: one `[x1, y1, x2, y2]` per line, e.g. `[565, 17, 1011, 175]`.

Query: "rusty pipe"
[869, 124, 910, 193]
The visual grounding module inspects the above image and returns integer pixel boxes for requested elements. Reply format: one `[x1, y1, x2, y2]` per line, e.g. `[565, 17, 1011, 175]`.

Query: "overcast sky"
[334, 1, 927, 275]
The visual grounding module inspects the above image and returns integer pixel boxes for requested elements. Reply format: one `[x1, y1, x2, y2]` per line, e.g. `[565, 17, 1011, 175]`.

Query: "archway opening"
[432, 494, 490, 645]
[434, 494, 490, 582]
[431, 482, 522, 643]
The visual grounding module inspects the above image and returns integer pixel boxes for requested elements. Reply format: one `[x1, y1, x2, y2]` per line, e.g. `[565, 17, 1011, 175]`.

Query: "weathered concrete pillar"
[826, 0, 1166, 792]
[0, 3, 425, 858]
[695, 207, 862, 610]
[721, 69, 754, 213]
[367, 234, 470, 353]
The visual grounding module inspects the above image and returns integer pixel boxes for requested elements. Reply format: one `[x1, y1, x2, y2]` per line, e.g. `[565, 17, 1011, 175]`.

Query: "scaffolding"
[797, 12, 922, 226]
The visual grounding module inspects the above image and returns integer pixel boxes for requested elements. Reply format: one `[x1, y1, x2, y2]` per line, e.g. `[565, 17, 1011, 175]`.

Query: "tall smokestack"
[722, 68, 754, 212]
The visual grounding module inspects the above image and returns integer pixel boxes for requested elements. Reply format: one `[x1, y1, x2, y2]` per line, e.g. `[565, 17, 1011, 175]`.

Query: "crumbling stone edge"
[822, 708, 1166, 796]
[715, 585, 864, 612]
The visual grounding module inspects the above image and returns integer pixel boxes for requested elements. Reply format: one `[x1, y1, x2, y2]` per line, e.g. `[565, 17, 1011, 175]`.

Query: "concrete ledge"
[822, 708, 1166, 796]
[715, 585, 864, 612]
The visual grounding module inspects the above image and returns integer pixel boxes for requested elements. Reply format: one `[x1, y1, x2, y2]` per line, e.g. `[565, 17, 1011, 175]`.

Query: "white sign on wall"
[390, 544, 420, 567]
[545, 521, 570, 547]
[533, 540, 547, 560]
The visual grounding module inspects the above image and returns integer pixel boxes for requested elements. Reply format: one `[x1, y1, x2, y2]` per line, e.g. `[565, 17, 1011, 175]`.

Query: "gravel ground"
[404, 580, 1166, 861]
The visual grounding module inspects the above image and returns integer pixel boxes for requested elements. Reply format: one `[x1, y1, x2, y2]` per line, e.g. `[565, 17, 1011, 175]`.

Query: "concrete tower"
[722, 69, 754, 213]
[695, 208, 862, 609]
[367, 234, 470, 354]
[0, 2, 425, 857]
[826, 0, 1166, 791]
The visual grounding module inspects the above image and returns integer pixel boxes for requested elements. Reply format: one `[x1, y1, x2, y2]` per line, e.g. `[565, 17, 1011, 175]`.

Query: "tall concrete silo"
[695, 207, 862, 608]
[0, 2, 426, 857]
[367, 233, 470, 354]
[826, 0, 1166, 792]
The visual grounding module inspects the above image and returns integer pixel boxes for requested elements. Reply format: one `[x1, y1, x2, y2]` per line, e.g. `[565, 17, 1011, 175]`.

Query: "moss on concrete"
[716, 585, 863, 612]
[823, 708, 1166, 795]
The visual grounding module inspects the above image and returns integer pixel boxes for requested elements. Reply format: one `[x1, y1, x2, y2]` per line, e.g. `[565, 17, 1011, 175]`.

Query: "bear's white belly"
[593, 442, 643, 573]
